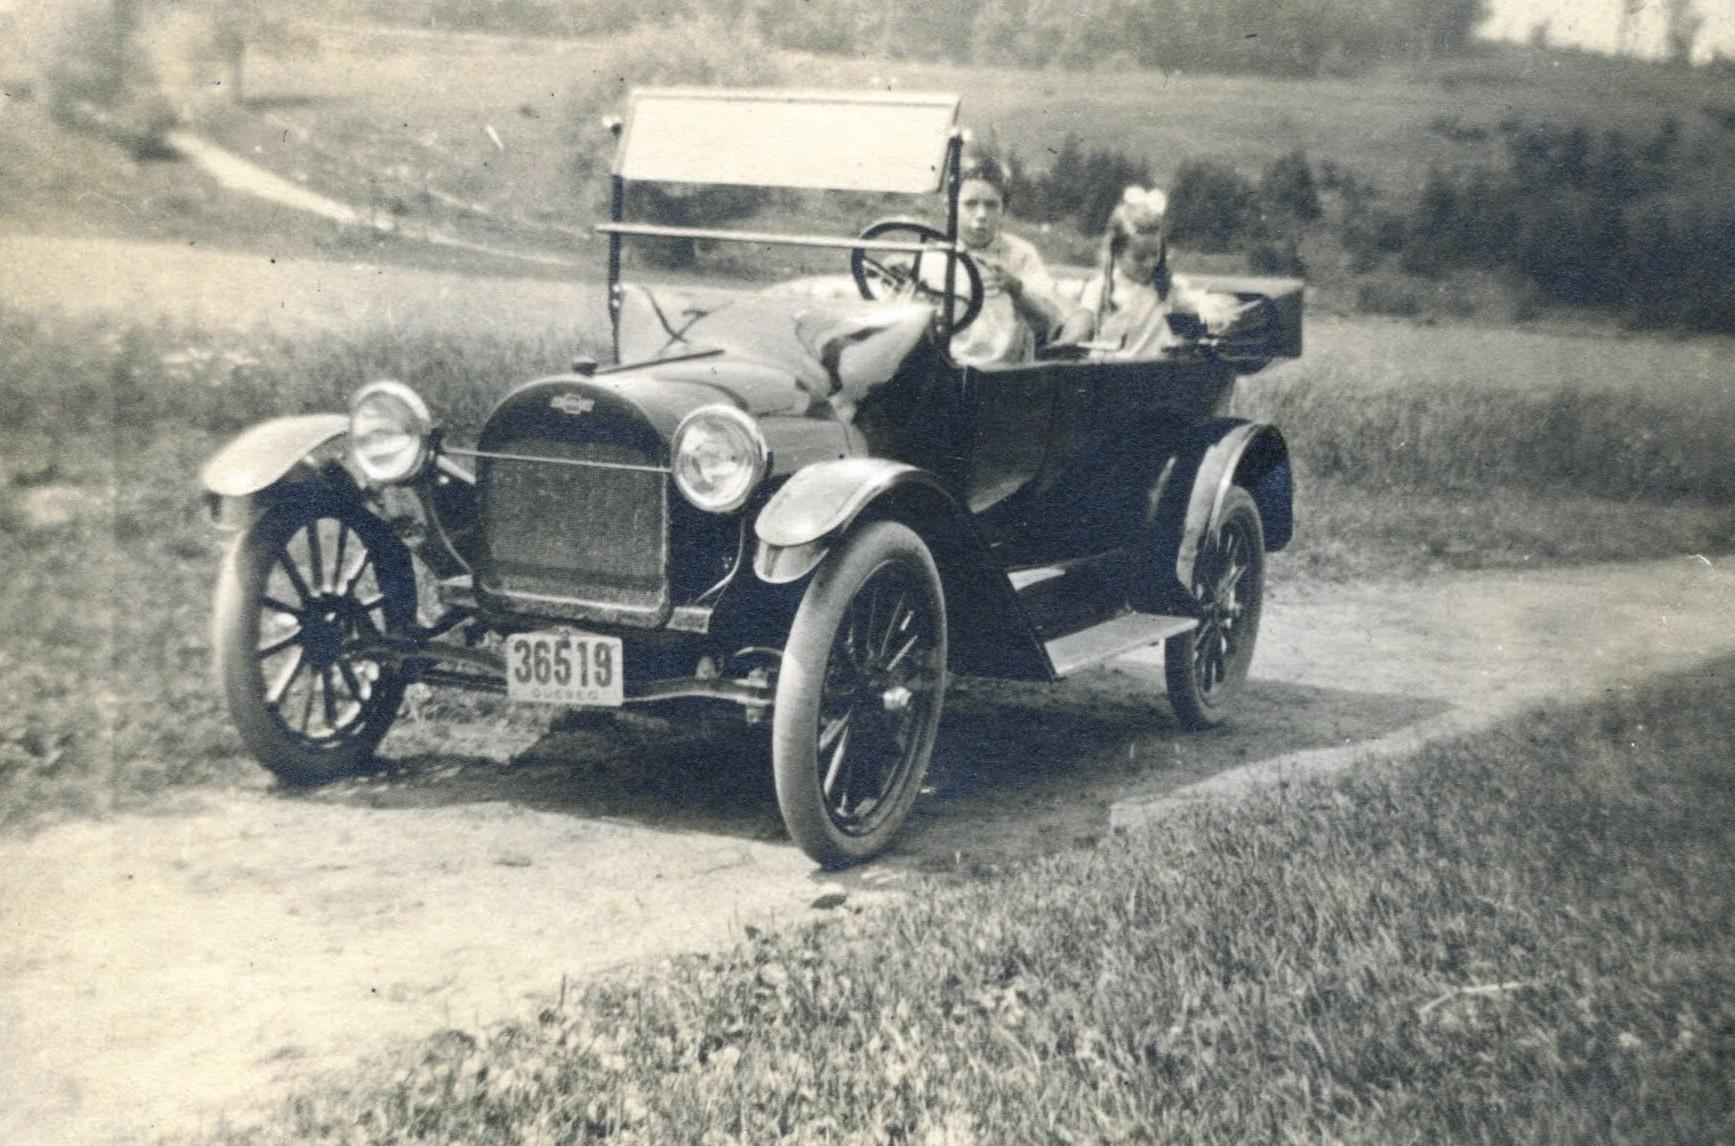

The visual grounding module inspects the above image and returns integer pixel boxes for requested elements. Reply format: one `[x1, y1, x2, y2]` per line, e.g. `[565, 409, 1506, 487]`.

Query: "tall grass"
[0, 307, 577, 830]
[7, 305, 1732, 505]
[1234, 319, 1735, 503]
[197, 656, 1735, 1143]
[0, 305, 576, 444]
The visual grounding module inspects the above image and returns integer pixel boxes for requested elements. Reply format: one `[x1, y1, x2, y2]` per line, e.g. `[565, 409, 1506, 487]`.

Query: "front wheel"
[213, 490, 419, 785]
[772, 521, 947, 868]
[1165, 485, 1265, 730]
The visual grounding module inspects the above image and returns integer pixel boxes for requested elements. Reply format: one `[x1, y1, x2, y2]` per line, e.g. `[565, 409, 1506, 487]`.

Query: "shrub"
[1340, 201, 1407, 272]
[1247, 235, 1305, 276]
[564, 21, 783, 267]
[1514, 189, 1623, 308]
[1168, 159, 1259, 252]
[1261, 149, 1322, 222]
[1012, 135, 1153, 233]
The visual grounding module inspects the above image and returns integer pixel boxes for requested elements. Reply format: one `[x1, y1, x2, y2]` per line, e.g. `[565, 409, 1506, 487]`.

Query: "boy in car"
[946, 155, 1075, 366]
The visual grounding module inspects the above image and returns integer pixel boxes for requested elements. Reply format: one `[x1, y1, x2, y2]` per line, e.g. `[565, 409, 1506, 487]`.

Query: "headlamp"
[671, 404, 768, 513]
[348, 380, 433, 485]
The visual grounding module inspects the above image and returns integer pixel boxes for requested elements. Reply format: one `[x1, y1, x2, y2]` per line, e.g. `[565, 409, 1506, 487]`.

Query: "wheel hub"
[881, 684, 913, 713]
[301, 599, 348, 670]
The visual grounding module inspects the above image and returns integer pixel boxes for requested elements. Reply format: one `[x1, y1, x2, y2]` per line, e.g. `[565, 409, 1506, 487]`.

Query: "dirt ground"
[1, 555, 1730, 1144]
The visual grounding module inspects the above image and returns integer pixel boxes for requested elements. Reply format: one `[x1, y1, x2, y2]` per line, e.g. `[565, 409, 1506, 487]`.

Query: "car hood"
[613, 283, 938, 419]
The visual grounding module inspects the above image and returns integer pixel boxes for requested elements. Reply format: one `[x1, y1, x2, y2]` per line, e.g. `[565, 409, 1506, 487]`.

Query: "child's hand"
[976, 260, 1017, 297]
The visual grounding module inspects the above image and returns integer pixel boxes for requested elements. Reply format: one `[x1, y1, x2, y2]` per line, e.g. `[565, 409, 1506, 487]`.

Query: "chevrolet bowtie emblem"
[549, 394, 596, 416]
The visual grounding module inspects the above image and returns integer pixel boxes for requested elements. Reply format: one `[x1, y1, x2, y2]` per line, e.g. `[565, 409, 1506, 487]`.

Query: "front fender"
[199, 414, 349, 497]
[753, 458, 939, 583]
[752, 456, 1052, 680]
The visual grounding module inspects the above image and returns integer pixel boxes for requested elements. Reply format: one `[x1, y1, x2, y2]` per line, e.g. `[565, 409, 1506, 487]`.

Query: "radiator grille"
[475, 435, 669, 621]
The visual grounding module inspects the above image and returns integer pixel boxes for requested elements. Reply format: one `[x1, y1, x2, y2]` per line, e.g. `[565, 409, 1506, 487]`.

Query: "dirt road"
[1, 556, 1731, 1145]
[0, 232, 610, 341]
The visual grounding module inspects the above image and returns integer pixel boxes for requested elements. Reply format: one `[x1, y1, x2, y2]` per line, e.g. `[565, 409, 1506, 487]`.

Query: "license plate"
[505, 631, 624, 707]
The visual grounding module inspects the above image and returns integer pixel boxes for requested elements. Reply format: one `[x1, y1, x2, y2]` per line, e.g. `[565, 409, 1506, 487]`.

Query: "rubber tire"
[772, 521, 947, 868]
[214, 492, 417, 785]
[1165, 485, 1265, 730]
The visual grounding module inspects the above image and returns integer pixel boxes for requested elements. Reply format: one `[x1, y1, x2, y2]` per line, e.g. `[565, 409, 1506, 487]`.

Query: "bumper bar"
[349, 635, 773, 709]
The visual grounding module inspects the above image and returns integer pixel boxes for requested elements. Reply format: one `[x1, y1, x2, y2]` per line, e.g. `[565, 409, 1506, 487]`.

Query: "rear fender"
[1177, 421, 1292, 583]
[754, 459, 1051, 680]
[1148, 421, 1292, 604]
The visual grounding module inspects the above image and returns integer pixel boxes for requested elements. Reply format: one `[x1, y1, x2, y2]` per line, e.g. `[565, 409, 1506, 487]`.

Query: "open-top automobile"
[201, 88, 1301, 867]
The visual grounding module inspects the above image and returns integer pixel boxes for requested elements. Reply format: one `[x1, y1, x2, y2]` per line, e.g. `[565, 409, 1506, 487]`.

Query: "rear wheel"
[214, 492, 418, 784]
[772, 522, 947, 868]
[1165, 486, 1264, 730]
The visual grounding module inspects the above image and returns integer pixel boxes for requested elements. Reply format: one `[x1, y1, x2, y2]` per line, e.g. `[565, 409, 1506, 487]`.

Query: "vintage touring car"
[201, 89, 1301, 867]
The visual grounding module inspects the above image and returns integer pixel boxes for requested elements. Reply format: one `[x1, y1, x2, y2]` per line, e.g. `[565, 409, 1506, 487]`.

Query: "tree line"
[360, 0, 1489, 75]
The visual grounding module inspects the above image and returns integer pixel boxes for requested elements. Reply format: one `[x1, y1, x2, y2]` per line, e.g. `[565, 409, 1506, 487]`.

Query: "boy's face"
[959, 179, 1006, 250]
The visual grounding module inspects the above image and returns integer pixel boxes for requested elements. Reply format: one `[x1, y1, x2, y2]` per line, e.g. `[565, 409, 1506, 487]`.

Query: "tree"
[183, 0, 316, 106]
[1664, 0, 1703, 65]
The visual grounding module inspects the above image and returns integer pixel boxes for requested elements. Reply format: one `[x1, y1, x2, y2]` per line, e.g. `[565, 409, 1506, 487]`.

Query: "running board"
[1043, 611, 1198, 679]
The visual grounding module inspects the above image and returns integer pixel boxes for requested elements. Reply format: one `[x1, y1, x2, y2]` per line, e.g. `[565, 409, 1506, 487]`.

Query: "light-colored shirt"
[947, 232, 1061, 367]
[1077, 267, 1247, 359]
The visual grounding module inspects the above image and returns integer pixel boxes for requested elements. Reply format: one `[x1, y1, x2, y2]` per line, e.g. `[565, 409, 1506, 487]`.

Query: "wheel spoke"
[883, 631, 921, 675]
[256, 626, 303, 659]
[276, 550, 314, 605]
[821, 719, 853, 806]
[819, 708, 852, 753]
[861, 582, 883, 662]
[320, 667, 340, 730]
[337, 658, 369, 703]
[877, 589, 910, 661]
[341, 552, 376, 598]
[266, 647, 306, 705]
[306, 522, 329, 593]
[297, 669, 319, 733]
[331, 525, 349, 594]
[261, 595, 304, 619]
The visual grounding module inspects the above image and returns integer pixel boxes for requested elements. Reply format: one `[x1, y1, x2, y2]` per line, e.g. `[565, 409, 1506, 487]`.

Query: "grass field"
[190, 655, 1735, 1143]
[214, 24, 1732, 219]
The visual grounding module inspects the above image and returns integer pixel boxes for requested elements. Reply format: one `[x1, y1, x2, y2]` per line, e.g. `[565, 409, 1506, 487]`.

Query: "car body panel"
[198, 414, 350, 498]
[615, 284, 938, 419]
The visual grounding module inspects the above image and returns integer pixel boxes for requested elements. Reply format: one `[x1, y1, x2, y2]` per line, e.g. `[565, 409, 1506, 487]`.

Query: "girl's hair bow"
[1121, 185, 1169, 216]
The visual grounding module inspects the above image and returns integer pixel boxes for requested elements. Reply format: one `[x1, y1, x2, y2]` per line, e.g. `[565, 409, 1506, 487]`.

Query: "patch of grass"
[0, 307, 582, 831]
[194, 657, 1735, 1143]
[1234, 318, 1735, 503]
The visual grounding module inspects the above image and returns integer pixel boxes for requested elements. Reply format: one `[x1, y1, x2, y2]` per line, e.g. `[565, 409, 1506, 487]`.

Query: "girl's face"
[1121, 231, 1167, 283]
[959, 178, 1006, 250]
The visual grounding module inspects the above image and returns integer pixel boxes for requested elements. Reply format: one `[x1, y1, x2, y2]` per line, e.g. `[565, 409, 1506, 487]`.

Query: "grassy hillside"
[8, 21, 1735, 324]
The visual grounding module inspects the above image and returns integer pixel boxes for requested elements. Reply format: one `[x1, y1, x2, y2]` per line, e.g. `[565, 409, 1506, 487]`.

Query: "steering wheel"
[849, 219, 985, 335]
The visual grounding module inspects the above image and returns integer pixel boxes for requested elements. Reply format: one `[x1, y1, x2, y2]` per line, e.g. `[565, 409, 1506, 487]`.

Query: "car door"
[969, 356, 1237, 564]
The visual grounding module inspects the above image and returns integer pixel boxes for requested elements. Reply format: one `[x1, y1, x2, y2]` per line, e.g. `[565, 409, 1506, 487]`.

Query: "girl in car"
[946, 154, 1073, 366]
[1059, 186, 1262, 357]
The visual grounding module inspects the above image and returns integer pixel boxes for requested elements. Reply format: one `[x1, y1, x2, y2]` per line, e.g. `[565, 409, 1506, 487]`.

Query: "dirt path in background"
[1, 555, 1731, 1145]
